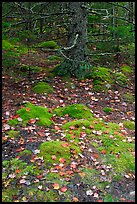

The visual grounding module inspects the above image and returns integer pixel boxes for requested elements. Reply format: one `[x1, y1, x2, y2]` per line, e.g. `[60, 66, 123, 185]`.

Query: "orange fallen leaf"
[29, 118, 36, 124]
[73, 197, 79, 202]
[93, 153, 99, 159]
[101, 150, 106, 154]
[69, 126, 75, 130]
[26, 108, 31, 112]
[16, 147, 25, 152]
[37, 132, 45, 137]
[60, 186, 67, 192]
[52, 183, 60, 189]
[59, 158, 66, 163]
[61, 143, 70, 147]
[36, 175, 43, 179]
[59, 171, 66, 176]
[15, 169, 20, 174]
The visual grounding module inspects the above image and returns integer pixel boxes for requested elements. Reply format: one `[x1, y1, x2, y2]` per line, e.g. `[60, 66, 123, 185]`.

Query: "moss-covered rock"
[39, 141, 81, 166]
[120, 65, 133, 74]
[103, 107, 113, 114]
[8, 102, 53, 127]
[88, 66, 114, 92]
[38, 40, 59, 49]
[6, 130, 19, 138]
[53, 104, 93, 119]
[123, 92, 135, 103]
[123, 120, 135, 130]
[32, 82, 54, 94]
[114, 72, 128, 85]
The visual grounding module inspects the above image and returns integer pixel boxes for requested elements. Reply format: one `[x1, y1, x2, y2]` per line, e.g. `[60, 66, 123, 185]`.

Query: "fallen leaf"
[86, 189, 93, 196]
[20, 179, 26, 184]
[37, 132, 45, 137]
[69, 126, 75, 130]
[52, 155, 57, 160]
[59, 171, 66, 176]
[59, 158, 66, 163]
[9, 173, 16, 178]
[29, 118, 36, 124]
[52, 183, 60, 189]
[15, 169, 20, 174]
[73, 197, 79, 202]
[60, 186, 67, 192]
[61, 143, 70, 147]
[16, 147, 25, 152]
[101, 150, 106, 154]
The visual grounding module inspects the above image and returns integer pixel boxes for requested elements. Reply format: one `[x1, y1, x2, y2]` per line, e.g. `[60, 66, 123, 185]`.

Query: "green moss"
[53, 104, 93, 119]
[114, 72, 128, 85]
[47, 55, 62, 61]
[19, 149, 32, 157]
[123, 120, 135, 130]
[44, 190, 60, 202]
[120, 65, 133, 74]
[89, 66, 114, 92]
[123, 92, 135, 103]
[8, 102, 53, 127]
[6, 130, 19, 138]
[32, 82, 54, 94]
[39, 141, 81, 166]
[103, 107, 113, 114]
[20, 65, 41, 73]
[38, 40, 59, 49]
[2, 40, 14, 50]
[2, 188, 18, 202]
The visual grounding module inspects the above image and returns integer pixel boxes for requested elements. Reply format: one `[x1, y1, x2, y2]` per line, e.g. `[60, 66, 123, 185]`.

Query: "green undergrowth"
[86, 66, 129, 92]
[123, 92, 135, 103]
[32, 82, 54, 94]
[62, 118, 135, 174]
[53, 104, 93, 119]
[8, 102, 53, 127]
[103, 107, 113, 114]
[38, 141, 81, 167]
[6, 130, 19, 138]
[47, 55, 62, 61]
[38, 40, 59, 49]
[120, 65, 133, 74]
[123, 120, 135, 130]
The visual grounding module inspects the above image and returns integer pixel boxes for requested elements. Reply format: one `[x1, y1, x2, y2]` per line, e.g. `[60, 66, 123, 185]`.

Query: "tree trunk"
[54, 2, 90, 78]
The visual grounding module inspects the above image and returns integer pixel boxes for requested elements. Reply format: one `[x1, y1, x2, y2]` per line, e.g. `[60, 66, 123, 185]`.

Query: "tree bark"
[54, 2, 90, 78]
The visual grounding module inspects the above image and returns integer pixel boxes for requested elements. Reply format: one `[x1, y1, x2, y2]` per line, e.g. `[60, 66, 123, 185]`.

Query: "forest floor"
[2, 48, 135, 202]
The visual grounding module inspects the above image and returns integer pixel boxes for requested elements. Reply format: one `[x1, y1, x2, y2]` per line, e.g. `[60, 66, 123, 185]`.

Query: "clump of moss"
[123, 120, 135, 130]
[89, 66, 113, 92]
[8, 102, 53, 127]
[47, 55, 62, 61]
[103, 107, 113, 114]
[2, 40, 14, 50]
[6, 130, 19, 138]
[39, 141, 81, 166]
[53, 104, 93, 119]
[123, 92, 135, 103]
[38, 41, 59, 49]
[114, 72, 128, 85]
[120, 65, 133, 74]
[19, 149, 32, 157]
[32, 82, 54, 94]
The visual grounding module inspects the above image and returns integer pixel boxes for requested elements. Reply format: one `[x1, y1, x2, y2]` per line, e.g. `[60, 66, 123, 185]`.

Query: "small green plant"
[103, 107, 113, 114]
[114, 72, 128, 85]
[123, 120, 135, 130]
[123, 92, 135, 103]
[32, 82, 54, 94]
[120, 65, 133, 74]
[53, 104, 93, 119]
[39, 141, 81, 166]
[38, 41, 59, 49]
[8, 102, 53, 127]
[47, 55, 62, 61]
[6, 130, 19, 138]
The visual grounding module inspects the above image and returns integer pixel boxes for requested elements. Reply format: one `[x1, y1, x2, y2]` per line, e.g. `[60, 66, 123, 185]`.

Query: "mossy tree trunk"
[55, 2, 90, 78]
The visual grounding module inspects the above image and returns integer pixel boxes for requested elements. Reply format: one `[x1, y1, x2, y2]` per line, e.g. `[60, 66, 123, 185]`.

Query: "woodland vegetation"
[2, 2, 135, 202]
